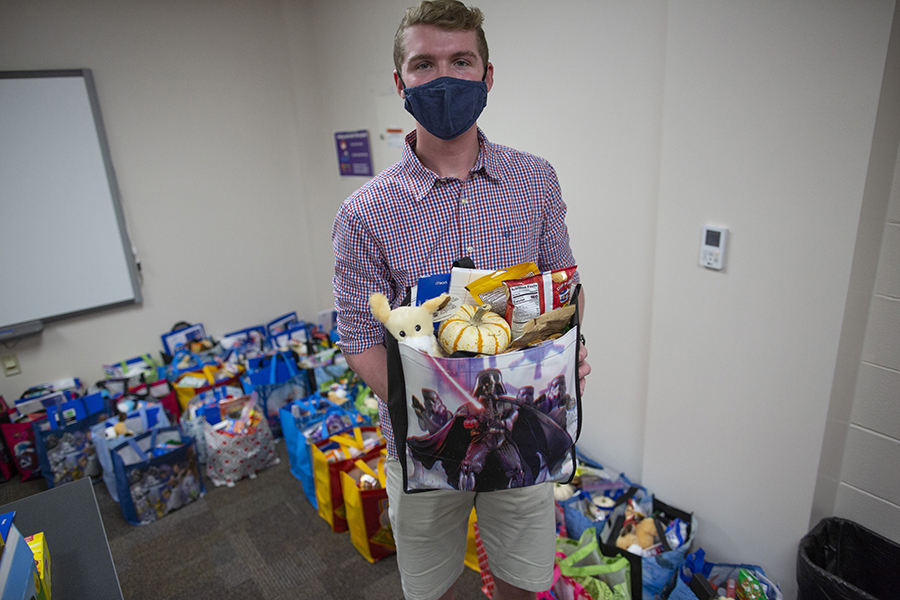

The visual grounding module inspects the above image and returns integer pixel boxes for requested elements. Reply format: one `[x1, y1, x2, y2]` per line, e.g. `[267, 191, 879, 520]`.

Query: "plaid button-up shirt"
[332, 129, 578, 456]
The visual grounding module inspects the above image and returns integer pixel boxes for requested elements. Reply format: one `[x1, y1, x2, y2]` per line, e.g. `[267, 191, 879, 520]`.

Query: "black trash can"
[797, 517, 900, 600]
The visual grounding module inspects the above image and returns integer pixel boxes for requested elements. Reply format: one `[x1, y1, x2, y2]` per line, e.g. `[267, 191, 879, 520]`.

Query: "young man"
[332, 2, 590, 599]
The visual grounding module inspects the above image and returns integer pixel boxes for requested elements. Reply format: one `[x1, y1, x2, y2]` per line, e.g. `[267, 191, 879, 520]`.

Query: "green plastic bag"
[354, 385, 379, 423]
[557, 528, 631, 600]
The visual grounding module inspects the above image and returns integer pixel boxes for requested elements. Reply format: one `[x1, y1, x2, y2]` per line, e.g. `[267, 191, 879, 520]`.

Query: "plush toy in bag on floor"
[203, 393, 279, 487]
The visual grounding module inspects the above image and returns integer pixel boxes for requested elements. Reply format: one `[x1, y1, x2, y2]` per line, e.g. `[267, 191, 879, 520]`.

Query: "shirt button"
[467, 245, 475, 254]
[460, 197, 469, 204]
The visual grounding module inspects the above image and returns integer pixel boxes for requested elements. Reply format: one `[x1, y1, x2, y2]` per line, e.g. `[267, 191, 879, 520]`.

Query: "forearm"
[344, 344, 389, 401]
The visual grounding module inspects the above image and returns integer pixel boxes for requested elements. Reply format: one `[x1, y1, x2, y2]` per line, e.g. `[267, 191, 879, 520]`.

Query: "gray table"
[0, 477, 123, 600]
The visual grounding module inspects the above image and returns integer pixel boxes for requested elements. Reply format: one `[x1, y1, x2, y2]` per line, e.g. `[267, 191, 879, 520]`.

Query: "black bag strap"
[614, 485, 642, 507]
[452, 256, 476, 269]
[20, 385, 51, 400]
[571, 284, 583, 443]
[384, 331, 411, 492]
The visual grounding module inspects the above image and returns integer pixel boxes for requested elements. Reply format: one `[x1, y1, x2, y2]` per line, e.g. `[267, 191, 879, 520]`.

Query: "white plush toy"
[369, 292, 449, 356]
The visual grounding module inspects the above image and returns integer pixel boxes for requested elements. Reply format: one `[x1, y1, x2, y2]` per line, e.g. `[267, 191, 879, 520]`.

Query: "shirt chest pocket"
[471, 199, 543, 263]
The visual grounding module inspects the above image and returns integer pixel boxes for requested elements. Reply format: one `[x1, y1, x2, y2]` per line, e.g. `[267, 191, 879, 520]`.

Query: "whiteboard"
[0, 70, 141, 338]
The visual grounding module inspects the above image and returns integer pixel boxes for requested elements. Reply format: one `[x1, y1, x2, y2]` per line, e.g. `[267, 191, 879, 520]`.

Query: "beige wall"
[0, 0, 321, 395]
[1, 1, 897, 597]
[640, 3, 897, 595]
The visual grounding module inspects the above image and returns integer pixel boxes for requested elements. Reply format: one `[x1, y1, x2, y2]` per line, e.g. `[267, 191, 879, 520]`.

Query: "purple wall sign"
[335, 130, 373, 177]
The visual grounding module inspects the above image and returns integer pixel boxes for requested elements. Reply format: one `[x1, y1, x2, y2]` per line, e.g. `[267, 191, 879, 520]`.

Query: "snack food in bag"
[504, 266, 578, 340]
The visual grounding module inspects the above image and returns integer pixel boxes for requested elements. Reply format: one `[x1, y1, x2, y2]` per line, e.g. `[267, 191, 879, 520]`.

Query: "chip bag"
[504, 266, 578, 339]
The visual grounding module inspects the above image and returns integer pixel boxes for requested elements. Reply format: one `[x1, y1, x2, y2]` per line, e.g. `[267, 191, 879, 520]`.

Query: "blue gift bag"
[562, 491, 604, 543]
[90, 403, 171, 503]
[279, 397, 369, 507]
[312, 361, 351, 392]
[246, 351, 297, 383]
[32, 392, 112, 488]
[111, 426, 205, 525]
[279, 404, 316, 506]
[243, 352, 311, 438]
[679, 548, 782, 599]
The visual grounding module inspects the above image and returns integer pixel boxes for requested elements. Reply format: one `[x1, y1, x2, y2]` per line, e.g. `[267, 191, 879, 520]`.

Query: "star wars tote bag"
[387, 285, 583, 493]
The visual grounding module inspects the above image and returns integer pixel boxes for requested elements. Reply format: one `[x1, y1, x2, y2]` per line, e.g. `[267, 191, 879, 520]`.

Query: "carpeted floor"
[0, 441, 485, 599]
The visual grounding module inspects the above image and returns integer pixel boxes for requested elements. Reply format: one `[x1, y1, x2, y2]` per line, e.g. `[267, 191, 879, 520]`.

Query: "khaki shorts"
[385, 459, 556, 600]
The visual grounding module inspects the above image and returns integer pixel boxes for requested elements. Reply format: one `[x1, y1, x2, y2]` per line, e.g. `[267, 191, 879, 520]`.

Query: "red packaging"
[128, 379, 181, 421]
[0, 398, 15, 481]
[503, 266, 577, 340]
[1, 414, 43, 481]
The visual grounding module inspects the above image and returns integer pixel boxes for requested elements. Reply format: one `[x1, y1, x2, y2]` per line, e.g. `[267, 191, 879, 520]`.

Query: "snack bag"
[465, 262, 539, 314]
[737, 568, 766, 600]
[504, 266, 578, 339]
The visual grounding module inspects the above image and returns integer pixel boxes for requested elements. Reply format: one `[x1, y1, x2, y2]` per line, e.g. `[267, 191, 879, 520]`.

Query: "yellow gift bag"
[340, 453, 396, 563]
[173, 364, 243, 411]
[312, 426, 384, 532]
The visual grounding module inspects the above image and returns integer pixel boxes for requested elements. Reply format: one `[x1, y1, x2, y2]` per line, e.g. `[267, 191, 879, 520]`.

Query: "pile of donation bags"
[0, 309, 345, 528]
[0, 374, 203, 527]
[538, 453, 781, 600]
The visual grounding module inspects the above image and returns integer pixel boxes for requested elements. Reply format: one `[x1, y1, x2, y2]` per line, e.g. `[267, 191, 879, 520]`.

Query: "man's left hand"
[578, 343, 591, 396]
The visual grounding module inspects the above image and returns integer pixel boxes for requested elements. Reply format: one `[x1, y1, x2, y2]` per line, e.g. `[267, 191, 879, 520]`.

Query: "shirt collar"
[401, 128, 506, 201]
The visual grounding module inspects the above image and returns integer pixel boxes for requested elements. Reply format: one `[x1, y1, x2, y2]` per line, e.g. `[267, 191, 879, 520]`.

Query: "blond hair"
[393, 0, 489, 75]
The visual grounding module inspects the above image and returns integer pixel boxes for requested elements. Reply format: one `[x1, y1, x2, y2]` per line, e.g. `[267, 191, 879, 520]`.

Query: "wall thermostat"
[699, 225, 728, 270]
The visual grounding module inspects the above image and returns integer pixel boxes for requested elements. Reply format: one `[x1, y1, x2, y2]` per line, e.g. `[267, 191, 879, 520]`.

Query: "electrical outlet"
[1, 353, 21, 377]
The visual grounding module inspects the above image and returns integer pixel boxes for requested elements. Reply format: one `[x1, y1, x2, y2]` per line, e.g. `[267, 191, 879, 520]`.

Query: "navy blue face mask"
[402, 76, 488, 140]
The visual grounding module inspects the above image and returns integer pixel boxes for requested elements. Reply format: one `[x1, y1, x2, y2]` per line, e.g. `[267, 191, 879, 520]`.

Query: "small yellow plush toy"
[635, 517, 659, 549]
[370, 293, 449, 355]
[106, 412, 134, 439]
[616, 516, 660, 552]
